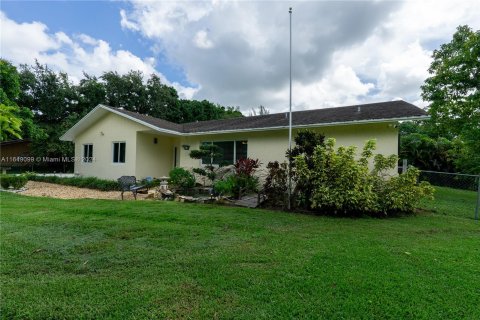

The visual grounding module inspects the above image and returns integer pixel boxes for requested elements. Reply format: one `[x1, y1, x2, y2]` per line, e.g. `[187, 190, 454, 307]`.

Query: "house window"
[83, 144, 93, 163]
[113, 142, 126, 163]
[201, 140, 248, 165]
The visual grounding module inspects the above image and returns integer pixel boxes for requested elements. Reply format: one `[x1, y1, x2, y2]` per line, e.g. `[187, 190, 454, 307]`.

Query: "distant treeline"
[0, 59, 243, 170]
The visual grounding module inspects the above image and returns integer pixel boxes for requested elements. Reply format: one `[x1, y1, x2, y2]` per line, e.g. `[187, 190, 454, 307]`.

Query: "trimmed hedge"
[26, 175, 121, 191]
[0, 175, 28, 190]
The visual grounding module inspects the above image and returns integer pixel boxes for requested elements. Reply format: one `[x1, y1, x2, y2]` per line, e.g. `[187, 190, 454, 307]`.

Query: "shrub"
[0, 175, 28, 190]
[377, 167, 434, 213]
[215, 175, 259, 199]
[214, 158, 260, 199]
[295, 138, 434, 216]
[10, 175, 28, 189]
[214, 176, 235, 196]
[234, 158, 260, 176]
[232, 175, 259, 199]
[26, 175, 120, 191]
[263, 161, 288, 208]
[285, 130, 326, 209]
[0, 175, 11, 189]
[168, 167, 195, 190]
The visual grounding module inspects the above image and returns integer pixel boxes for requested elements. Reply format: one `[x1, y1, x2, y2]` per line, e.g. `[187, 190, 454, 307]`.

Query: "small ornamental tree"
[189, 144, 223, 185]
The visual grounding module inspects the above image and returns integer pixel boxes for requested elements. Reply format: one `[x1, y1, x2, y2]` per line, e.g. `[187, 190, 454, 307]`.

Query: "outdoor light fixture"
[182, 144, 190, 150]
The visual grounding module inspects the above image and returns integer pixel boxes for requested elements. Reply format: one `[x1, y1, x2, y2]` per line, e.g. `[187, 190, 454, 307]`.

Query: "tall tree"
[0, 104, 22, 141]
[0, 59, 23, 141]
[76, 74, 106, 115]
[18, 61, 77, 122]
[17, 62, 77, 162]
[421, 25, 480, 173]
[102, 70, 148, 113]
[0, 59, 44, 141]
[0, 59, 21, 106]
[146, 74, 178, 119]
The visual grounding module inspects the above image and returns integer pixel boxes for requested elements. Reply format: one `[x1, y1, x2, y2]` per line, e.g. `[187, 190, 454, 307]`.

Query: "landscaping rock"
[215, 165, 235, 180]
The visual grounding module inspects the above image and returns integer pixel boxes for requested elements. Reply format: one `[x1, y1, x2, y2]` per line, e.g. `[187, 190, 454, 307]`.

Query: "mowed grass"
[1, 188, 479, 319]
[420, 186, 478, 219]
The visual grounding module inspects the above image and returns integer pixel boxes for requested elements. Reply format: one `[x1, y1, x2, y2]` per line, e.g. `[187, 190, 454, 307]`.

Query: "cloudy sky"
[1, 1, 479, 113]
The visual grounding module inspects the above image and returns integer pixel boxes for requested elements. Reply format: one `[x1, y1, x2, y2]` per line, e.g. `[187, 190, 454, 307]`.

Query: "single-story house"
[60, 100, 428, 180]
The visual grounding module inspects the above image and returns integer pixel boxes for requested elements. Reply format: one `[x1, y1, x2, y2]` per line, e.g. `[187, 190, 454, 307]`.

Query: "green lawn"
[420, 186, 478, 219]
[1, 188, 479, 319]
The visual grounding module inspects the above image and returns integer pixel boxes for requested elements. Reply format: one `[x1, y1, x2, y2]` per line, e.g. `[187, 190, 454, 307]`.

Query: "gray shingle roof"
[107, 100, 427, 134]
[111, 108, 184, 132]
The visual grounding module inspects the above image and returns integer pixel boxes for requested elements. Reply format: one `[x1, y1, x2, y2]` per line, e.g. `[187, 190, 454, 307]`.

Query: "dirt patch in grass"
[18, 181, 150, 200]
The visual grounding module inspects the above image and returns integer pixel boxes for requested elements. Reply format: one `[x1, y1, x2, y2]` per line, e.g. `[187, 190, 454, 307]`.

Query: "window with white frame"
[83, 144, 93, 163]
[201, 140, 247, 165]
[113, 142, 126, 163]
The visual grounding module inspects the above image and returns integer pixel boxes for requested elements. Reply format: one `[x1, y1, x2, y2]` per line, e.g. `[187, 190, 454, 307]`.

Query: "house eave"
[182, 115, 430, 136]
[60, 104, 429, 141]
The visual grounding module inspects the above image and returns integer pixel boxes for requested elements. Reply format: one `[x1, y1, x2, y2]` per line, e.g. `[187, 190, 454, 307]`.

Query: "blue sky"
[1, 1, 479, 112]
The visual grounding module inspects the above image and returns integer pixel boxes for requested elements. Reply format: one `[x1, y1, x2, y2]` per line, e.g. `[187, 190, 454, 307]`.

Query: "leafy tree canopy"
[0, 59, 243, 171]
[419, 25, 480, 173]
[0, 104, 22, 141]
[422, 25, 480, 138]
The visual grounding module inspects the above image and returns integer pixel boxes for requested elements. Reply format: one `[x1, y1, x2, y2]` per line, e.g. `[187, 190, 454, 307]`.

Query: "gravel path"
[18, 181, 150, 200]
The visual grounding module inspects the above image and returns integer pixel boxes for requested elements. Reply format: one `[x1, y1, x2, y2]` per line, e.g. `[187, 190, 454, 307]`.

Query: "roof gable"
[60, 104, 181, 141]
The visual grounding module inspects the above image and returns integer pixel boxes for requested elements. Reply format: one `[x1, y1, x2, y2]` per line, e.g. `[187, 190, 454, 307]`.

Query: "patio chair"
[117, 176, 147, 200]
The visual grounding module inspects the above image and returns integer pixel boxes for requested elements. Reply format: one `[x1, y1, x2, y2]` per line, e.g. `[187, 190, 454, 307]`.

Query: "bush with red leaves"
[234, 158, 260, 176]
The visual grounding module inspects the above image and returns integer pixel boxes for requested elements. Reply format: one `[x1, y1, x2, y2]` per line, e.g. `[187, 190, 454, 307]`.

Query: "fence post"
[475, 175, 479, 222]
[402, 159, 408, 173]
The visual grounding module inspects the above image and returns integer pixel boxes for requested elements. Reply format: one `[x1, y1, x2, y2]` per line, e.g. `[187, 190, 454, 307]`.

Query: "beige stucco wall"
[74, 113, 151, 180]
[320, 123, 398, 158]
[135, 133, 176, 179]
[178, 122, 399, 175]
[74, 112, 398, 180]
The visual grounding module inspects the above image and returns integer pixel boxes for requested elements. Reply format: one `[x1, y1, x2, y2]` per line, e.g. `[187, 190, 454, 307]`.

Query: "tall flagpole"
[288, 7, 292, 210]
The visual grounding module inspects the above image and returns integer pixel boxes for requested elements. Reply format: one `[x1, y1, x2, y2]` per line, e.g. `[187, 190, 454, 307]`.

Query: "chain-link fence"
[417, 170, 480, 221]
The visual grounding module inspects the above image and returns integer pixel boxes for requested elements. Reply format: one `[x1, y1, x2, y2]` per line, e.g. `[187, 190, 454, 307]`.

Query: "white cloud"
[252, 65, 375, 112]
[120, 9, 139, 31]
[78, 34, 100, 46]
[0, 11, 197, 99]
[193, 30, 213, 49]
[121, 2, 212, 38]
[120, 0, 480, 112]
[0, 11, 59, 63]
[3, 0, 480, 112]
